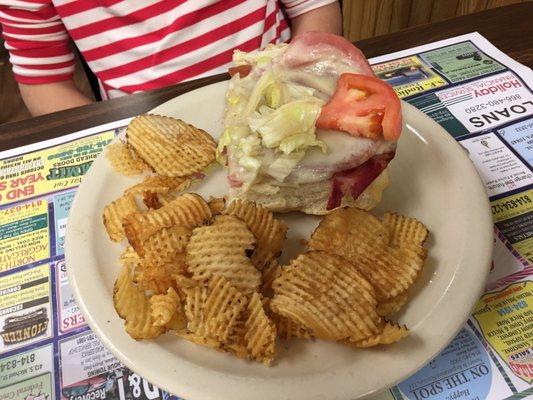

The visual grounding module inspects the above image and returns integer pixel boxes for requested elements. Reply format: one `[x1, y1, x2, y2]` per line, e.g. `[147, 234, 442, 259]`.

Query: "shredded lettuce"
[266, 151, 305, 182]
[239, 134, 262, 156]
[233, 44, 288, 68]
[279, 132, 327, 154]
[244, 71, 276, 116]
[249, 99, 323, 149]
[222, 44, 332, 187]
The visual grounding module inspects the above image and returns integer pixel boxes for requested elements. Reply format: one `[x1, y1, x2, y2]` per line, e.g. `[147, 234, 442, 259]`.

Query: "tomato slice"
[316, 73, 402, 141]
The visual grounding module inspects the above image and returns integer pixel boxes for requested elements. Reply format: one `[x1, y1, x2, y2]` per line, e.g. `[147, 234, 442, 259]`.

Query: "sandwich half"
[217, 32, 402, 215]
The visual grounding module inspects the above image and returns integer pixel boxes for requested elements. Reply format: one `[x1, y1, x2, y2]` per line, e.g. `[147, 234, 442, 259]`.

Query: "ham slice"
[326, 152, 395, 210]
[282, 31, 374, 76]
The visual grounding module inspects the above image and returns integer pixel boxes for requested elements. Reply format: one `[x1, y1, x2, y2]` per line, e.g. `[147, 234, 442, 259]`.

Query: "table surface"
[1, 2, 532, 151]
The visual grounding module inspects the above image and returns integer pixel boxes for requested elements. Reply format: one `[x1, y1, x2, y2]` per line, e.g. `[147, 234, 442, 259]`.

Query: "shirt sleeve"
[280, 0, 337, 19]
[0, 0, 75, 84]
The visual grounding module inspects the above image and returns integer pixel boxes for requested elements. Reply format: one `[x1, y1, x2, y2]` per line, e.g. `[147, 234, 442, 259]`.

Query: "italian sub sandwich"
[217, 32, 402, 214]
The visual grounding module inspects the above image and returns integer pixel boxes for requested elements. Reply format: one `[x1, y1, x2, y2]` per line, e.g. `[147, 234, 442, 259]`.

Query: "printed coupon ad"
[55, 259, 86, 334]
[419, 41, 506, 83]
[471, 279, 532, 387]
[0, 131, 114, 207]
[53, 191, 76, 257]
[0, 264, 52, 353]
[488, 236, 528, 290]
[433, 71, 532, 133]
[497, 117, 533, 166]
[0, 344, 54, 400]
[491, 189, 533, 264]
[0, 199, 49, 272]
[396, 328, 512, 400]
[371, 56, 448, 98]
[459, 133, 533, 197]
[59, 331, 165, 400]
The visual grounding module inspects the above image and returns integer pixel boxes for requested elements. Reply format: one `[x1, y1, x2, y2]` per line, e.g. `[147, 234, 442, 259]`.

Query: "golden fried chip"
[113, 264, 163, 339]
[186, 215, 261, 293]
[136, 257, 187, 295]
[349, 321, 409, 347]
[103, 194, 138, 242]
[203, 275, 247, 342]
[180, 276, 247, 345]
[142, 191, 161, 209]
[126, 175, 191, 196]
[120, 246, 141, 265]
[309, 208, 427, 301]
[126, 114, 216, 177]
[244, 292, 276, 365]
[142, 225, 191, 266]
[261, 260, 281, 297]
[224, 199, 287, 270]
[270, 251, 382, 341]
[383, 212, 428, 246]
[224, 309, 248, 359]
[377, 292, 409, 316]
[272, 313, 312, 340]
[150, 287, 186, 330]
[106, 141, 148, 175]
[208, 197, 226, 215]
[182, 285, 208, 335]
[123, 193, 211, 255]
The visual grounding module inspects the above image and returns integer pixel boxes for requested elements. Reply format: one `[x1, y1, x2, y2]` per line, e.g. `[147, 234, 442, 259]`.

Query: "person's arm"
[1, 1, 93, 116]
[290, 1, 342, 37]
[19, 81, 92, 116]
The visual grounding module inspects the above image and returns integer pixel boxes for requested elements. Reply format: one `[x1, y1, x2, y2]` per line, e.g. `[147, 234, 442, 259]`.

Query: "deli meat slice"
[282, 31, 374, 76]
[326, 152, 395, 210]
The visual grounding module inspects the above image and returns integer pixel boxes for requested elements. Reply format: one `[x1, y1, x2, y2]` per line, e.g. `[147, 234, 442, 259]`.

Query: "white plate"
[66, 81, 493, 400]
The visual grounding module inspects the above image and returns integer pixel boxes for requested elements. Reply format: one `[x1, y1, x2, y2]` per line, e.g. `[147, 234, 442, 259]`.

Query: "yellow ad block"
[491, 190, 533, 264]
[0, 131, 114, 207]
[0, 264, 50, 308]
[0, 199, 49, 272]
[0, 264, 52, 352]
[372, 55, 448, 98]
[472, 281, 533, 384]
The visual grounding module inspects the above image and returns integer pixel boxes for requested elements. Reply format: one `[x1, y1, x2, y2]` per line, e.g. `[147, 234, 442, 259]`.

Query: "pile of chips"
[103, 114, 429, 365]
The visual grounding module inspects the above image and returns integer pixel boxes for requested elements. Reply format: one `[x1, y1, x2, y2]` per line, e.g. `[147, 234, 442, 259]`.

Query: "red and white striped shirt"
[0, 0, 335, 99]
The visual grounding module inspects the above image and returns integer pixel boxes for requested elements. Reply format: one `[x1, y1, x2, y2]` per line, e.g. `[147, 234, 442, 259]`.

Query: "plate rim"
[66, 80, 493, 400]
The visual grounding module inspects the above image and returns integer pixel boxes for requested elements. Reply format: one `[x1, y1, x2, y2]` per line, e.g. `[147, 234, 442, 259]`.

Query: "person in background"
[0, 0, 341, 116]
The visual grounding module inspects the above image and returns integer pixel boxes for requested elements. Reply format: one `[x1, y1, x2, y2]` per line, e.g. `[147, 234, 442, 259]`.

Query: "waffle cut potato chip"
[309, 207, 428, 301]
[224, 199, 288, 270]
[123, 193, 211, 255]
[106, 141, 148, 176]
[271, 313, 313, 340]
[261, 260, 281, 297]
[180, 275, 247, 346]
[114, 264, 163, 339]
[136, 257, 187, 295]
[244, 292, 276, 365]
[150, 287, 186, 330]
[208, 197, 226, 215]
[383, 212, 428, 246]
[186, 215, 261, 293]
[377, 292, 409, 317]
[349, 321, 409, 348]
[126, 114, 216, 177]
[142, 225, 191, 266]
[271, 251, 383, 342]
[126, 175, 191, 196]
[103, 194, 139, 242]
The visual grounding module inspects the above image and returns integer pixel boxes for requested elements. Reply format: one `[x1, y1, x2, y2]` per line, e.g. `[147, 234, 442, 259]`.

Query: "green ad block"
[420, 41, 506, 83]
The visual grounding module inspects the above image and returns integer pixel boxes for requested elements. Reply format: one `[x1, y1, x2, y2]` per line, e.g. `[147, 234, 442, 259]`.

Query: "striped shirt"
[0, 0, 335, 99]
